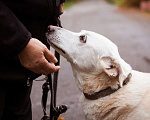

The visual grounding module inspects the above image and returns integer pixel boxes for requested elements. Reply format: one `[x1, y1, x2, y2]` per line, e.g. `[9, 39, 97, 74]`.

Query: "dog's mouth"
[49, 42, 66, 54]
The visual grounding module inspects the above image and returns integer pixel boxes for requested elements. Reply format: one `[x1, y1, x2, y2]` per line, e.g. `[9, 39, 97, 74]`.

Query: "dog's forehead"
[80, 30, 106, 40]
[79, 30, 119, 55]
[80, 30, 112, 44]
[80, 30, 98, 36]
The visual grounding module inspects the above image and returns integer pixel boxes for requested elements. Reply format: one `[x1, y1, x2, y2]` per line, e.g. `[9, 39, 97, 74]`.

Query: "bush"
[106, 0, 126, 6]
[115, 0, 126, 6]
[125, 0, 143, 7]
[63, 0, 77, 9]
[106, 0, 150, 7]
[106, 0, 116, 4]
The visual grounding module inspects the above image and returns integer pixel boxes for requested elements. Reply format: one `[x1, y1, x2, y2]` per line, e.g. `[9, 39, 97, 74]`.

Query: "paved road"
[31, 0, 150, 120]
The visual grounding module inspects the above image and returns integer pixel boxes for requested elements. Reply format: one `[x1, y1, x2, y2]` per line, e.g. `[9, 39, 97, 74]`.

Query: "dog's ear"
[100, 57, 118, 78]
[100, 56, 132, 87]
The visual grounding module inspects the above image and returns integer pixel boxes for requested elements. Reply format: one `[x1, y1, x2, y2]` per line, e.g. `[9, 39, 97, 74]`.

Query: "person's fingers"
[44, 48, 58, 63]
[44, 65, 61, 75]
[30, 61, 61, 75]
[41, 57, 61, 75]
[18, 38, 60, 75]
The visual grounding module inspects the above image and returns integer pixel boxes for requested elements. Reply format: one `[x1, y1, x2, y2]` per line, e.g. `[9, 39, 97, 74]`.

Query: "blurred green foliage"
[105, 0, 126, 6]
[64, 0, 149, 8]
[63, 0, 78, 9]
[106, 0, 149, 7]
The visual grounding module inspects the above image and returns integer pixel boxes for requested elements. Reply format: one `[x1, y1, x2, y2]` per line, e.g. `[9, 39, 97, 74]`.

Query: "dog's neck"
[72, 67, 131, 99]
[73, 69, 118, 94]
[83, 73, 132, 100]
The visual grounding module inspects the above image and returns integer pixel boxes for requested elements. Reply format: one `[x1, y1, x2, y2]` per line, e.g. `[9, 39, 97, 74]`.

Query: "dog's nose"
[47, 25, 55, 33]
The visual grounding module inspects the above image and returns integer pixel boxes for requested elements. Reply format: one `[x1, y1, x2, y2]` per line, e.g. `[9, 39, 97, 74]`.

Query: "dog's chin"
[49, 42, 66, 55]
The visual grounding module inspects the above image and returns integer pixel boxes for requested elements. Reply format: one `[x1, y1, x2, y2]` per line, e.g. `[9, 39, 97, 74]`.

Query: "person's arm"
[0, 1, 31, 57]
[0, 1, 60, 75]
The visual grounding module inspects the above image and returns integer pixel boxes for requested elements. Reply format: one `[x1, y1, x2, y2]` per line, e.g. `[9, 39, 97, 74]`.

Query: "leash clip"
[52, 105, 68, 119]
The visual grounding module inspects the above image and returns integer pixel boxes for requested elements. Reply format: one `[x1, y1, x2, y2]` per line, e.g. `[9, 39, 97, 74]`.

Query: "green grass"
[63, 1, 77, 9]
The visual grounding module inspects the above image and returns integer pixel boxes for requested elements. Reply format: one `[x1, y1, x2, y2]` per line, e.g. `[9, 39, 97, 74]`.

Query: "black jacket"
[0, 0, 65, 119]
[0, 0, 64, 83]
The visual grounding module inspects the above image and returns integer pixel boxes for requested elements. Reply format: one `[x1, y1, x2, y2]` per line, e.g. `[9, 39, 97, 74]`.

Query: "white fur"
[46, 26, 150, 120]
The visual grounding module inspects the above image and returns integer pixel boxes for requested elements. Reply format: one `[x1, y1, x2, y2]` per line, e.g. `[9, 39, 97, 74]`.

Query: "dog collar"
[83, 73, 132, 100]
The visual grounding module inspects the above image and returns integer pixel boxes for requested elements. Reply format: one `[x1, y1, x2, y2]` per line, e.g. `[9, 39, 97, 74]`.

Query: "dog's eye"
[80, 35, 87, 43]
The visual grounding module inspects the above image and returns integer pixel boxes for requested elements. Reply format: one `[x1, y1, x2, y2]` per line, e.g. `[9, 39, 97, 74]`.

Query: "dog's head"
[46, 26, 132, 93]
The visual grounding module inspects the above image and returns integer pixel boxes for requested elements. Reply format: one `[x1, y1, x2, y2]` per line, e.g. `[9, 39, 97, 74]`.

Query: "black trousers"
[0, 81, 32, 120]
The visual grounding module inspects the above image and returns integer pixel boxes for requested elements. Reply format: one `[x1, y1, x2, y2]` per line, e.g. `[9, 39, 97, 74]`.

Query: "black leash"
[41, 0, 68, 120]
[41, 48, 67, 120]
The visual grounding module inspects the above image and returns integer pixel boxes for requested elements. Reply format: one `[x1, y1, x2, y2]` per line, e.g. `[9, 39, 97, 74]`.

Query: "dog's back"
[126, 71, 150, 120]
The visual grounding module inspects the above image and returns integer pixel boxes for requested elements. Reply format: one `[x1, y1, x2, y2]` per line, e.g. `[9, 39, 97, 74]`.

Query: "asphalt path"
[31, 0, 150, 120]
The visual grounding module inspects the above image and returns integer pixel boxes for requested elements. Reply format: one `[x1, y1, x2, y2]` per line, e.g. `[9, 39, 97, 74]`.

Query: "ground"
[31, 0, 150, 120]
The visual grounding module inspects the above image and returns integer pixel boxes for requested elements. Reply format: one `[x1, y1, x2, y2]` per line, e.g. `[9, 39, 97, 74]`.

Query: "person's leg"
[2, 82, 32, 120]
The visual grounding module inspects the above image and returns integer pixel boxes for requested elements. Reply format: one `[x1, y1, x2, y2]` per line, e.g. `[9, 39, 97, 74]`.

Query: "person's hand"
[18, 38, 61, 75]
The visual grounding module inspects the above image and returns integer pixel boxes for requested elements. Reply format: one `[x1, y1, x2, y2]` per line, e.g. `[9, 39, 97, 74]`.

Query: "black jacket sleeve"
[0, 1, 32, 58]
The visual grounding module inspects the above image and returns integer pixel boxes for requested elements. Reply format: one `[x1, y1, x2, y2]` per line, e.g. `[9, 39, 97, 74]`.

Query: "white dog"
[46, 26, 150, 120]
